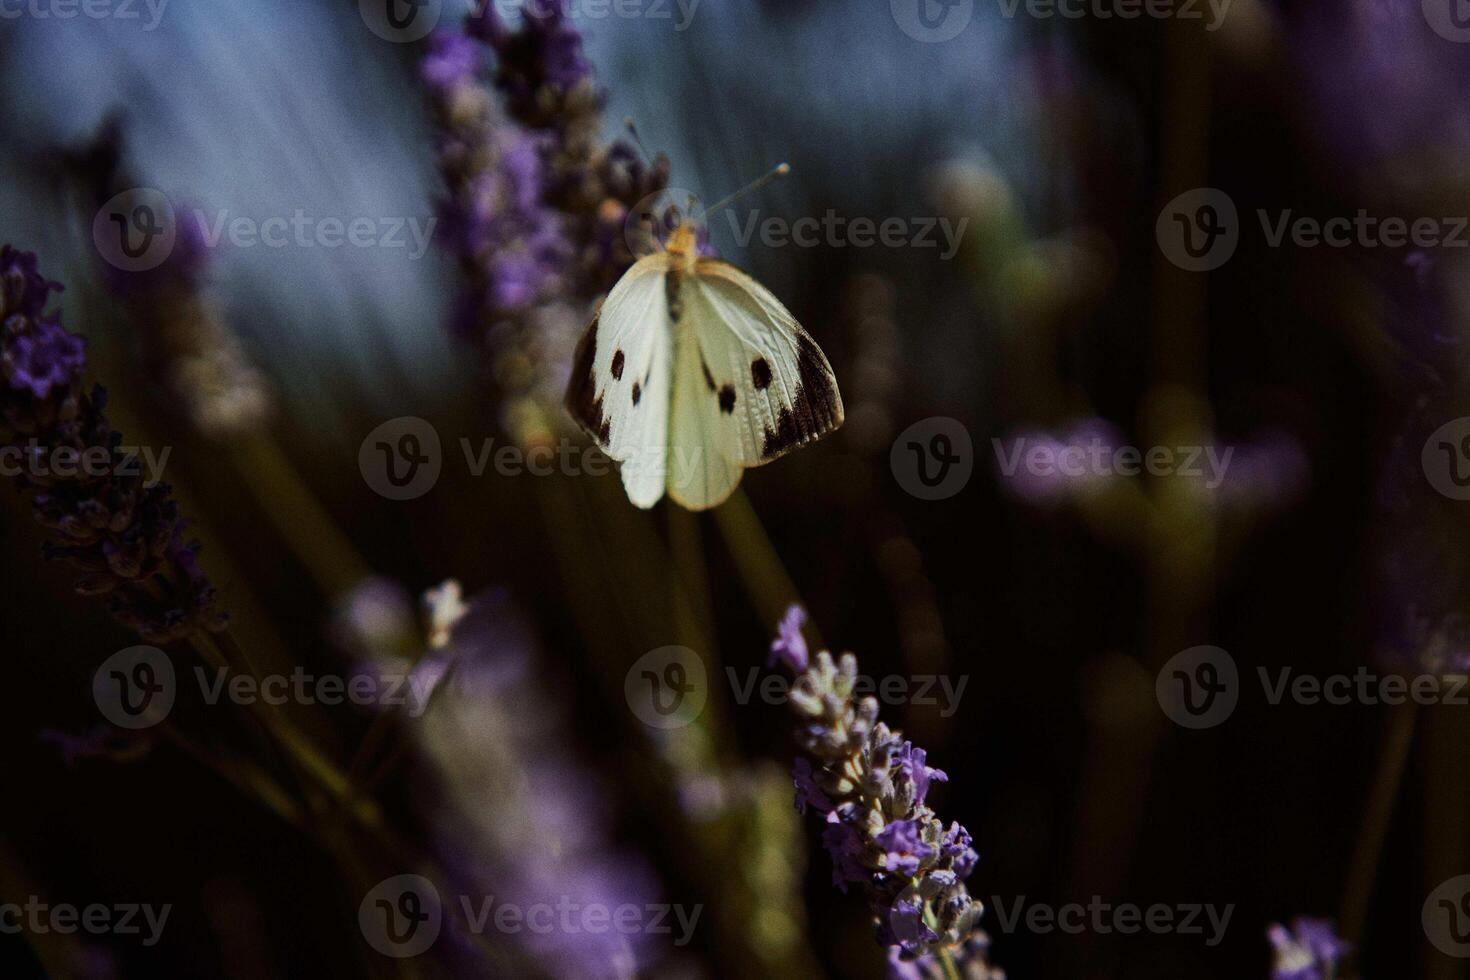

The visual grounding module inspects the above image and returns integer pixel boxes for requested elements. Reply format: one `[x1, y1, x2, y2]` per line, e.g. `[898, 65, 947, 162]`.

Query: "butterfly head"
[660, 163, 789, 269]
[666, 222, 701, 270]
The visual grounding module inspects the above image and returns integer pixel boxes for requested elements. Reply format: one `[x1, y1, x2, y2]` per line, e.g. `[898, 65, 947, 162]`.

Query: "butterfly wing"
[665, 259, 844, 509]
[565, 253, 674, 508]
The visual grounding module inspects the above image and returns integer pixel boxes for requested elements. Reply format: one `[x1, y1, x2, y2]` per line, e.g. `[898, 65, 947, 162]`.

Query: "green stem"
[157, 722, 303, 828]
[229, 433, 371, 595]
[922, 898, 963, 980]
[189, 630, 373, 824]
[937, 947, 963, 980]
[1340, 699, 1418, 944]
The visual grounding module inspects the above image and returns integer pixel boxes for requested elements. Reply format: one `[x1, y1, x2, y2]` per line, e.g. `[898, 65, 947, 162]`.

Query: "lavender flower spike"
[422, 12, 670, 442]
[769, 605, 1003, 979]
[1, 246, 226, 642]
[1268, 917, 1348, 980]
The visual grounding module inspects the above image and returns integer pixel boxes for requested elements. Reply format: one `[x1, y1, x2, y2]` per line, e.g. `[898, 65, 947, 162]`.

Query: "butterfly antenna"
[623, 117, 656, 169]
[705, 163, 791, 218]
[621, 119, 671, 251]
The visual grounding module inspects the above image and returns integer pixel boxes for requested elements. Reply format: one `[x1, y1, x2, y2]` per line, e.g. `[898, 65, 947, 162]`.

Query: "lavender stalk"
[1267, 917, 1348, 980]
[768, 605, 1003, 979]
[423, 8, 669, 443]
[1, 245, 227, 643]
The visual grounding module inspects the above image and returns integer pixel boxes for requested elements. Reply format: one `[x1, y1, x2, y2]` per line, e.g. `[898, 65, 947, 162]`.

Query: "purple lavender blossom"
[792, 757, 832, 815]
[6, 310, 86, 399]
[64, 120, 270, 436]
[39, 724, 152, 766]
[423, 10, 670, 440]
[875, 819, 937, 876]
[1, 246, 226, 642]
[769, 604, 810, 672]
[468, 3, 594, 127]
[422, 31, 482, 93]
[1268, 917, 1348, 980]
[769, 605, 1001, 978]
[895, 742, 946, 807]
[375, 582, 673, 977]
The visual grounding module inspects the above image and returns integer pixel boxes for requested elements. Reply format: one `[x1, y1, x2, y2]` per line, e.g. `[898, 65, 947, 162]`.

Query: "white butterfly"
[565, 179, 844, 511]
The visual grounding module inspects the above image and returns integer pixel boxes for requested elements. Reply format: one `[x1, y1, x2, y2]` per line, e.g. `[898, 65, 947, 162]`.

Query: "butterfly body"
[565, 220, 843, 510]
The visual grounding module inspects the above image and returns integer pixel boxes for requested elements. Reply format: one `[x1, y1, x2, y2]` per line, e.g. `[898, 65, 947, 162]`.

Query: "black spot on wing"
[751, 357, 772, 389]
[761, 334, 842, 459]
[611, 349, 625, 380]
[632, 381, 642, 406]
[718, 384, 737, 414]
[564, 313, 610, 447]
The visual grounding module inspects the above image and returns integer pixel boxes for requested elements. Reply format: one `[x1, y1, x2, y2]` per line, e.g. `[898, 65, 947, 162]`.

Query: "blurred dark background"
[2, 0, 1468, 977]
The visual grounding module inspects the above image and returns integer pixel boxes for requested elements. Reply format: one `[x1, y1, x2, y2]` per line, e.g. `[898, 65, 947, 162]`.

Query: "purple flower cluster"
[39, 723, 153, 766]
[1267, 918, 1348, 980]
[1, 246, 226, 642]
[467, 3, 593, 128]
[468, 5, 672, 292]
[423, 7, 670, 439]
[341, 580, 672, 977]
[770, 606, 1002, 979]
[63, 119, 271, 436]
[424, 31, 569, 327]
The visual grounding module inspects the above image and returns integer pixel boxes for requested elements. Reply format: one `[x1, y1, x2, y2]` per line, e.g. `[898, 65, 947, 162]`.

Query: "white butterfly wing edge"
[566, 256, 843, 510]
